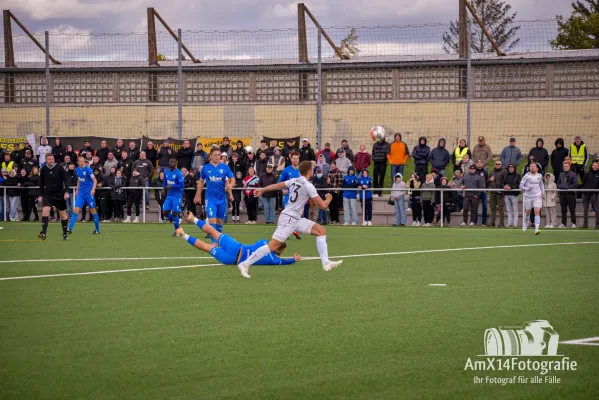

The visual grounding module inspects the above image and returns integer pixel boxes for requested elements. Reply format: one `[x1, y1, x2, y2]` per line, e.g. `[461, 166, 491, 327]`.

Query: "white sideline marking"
[0, 256, 213, 264]
[560, 336, 599, 347]
[1, 241, 598, 281]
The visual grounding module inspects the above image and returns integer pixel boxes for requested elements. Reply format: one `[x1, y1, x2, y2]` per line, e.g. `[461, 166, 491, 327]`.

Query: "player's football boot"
[323, 259, 343, 272]
[37, 232, 46, 240]
[293, 231, 301, 240]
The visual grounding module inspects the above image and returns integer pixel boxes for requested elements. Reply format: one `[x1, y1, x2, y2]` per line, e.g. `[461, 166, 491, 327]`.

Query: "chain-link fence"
[1, 20, 598, 155]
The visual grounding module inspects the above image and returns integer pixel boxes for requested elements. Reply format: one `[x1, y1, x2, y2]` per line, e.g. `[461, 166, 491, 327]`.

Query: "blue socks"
[194, 218, 206, 229]
[186, 235, 197, 246]
[212, 224, 223, 244]
[173, 214, 180, 229]
[68, 213, 78, 231]
[92, 213, 100, 231]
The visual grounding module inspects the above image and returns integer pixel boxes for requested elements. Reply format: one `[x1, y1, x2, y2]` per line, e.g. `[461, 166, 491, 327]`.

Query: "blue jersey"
[75, 166, 95, 194]
[278, 165, 300, 203]
[239, 239, 295, 266]
[358, 176, 373, 199]
[200, 163, 234, 203]
[163, 168, 184, 198]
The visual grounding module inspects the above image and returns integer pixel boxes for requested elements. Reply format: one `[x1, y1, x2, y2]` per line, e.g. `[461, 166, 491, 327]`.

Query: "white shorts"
[524, 196, 542, 210]
[272, 214, 315, 242]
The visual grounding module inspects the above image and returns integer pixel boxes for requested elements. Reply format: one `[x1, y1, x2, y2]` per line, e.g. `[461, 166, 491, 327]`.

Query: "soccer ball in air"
[370, 125, 393, 142]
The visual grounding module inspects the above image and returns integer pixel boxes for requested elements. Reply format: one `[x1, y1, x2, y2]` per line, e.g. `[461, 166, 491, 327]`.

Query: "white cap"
[303, 138, 309, 142]
[245, 146, 253, 153]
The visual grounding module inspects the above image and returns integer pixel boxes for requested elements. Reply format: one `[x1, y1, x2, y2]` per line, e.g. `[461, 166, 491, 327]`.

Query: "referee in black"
[37, 153, 70, 240]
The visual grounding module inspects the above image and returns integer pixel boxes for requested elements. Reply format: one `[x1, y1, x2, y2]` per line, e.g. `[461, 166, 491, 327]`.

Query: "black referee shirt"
[40, 164, 70, 196]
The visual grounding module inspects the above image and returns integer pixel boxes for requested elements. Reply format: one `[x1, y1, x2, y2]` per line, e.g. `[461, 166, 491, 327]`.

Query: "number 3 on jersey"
[288, 183, 300, 203]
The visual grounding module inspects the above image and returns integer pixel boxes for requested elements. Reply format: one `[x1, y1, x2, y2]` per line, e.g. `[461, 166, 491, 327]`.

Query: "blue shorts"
[205, 199, 227, 220]
[75, 193, 96, 209]
[163, 195, 182, 213]
[209, 234, 242, 265]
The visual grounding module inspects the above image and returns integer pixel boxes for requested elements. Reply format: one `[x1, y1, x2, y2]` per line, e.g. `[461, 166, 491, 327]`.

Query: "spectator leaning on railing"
[391, 173, 407, 227]
[503, 164, 521, 228]
[557, 161, 579, 228]
[461, 165, 485, 227]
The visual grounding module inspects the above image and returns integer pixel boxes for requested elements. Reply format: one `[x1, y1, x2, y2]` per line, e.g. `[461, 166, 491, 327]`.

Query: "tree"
[337, 27, 360, 59]
[443, 0, 520, 54]
[551, 0, 599, 49]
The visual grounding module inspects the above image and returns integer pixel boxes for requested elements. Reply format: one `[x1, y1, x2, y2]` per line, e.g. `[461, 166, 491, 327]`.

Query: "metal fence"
[1, 20, 599, 154]
[2, 186, 598, 227]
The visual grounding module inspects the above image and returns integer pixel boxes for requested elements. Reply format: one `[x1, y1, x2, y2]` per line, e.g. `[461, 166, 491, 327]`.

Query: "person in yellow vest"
[451, 139, 471, 172]
[569, 135, 589, 182]
[1, 153, 15, 173]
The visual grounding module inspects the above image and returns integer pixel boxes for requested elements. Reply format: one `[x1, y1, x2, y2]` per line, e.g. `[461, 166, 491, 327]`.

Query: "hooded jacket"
[127, 146, 140, 162]
[462, 171, 485, 198]
[428, 138, 450, 170]
[312, 172, 329, 200]
[391, 177, 407, 200]
[103, 157, 119, 176]
[334, 152, 352, 174]
[357, 170, 373, 200]
[503, 167, 521, 196]
[52, 142, 66, 164]
[36, 137, 53, 165]
[388, 134, 409, 165]
[96, 146, 110, 163]
[317, 147, 335, 164]
[342, 167, 359, 199]
[420, 180, 436, 202]
[528, 138, 549, 170]
[372, 140, 391, 163]
[543, 174, 557, 207]
[412, 136, 430, 166]
[158, 145, 173, 167]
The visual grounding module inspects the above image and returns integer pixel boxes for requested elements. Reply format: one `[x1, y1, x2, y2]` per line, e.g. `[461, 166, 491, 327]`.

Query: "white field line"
[0, 256, 212, 264]
[1, 241, 598, 282]
[560, 336, 599, 347]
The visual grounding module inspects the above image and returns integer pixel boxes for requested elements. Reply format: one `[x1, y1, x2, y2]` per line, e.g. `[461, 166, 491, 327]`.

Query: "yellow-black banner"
[0, 134, 36, 153]
[198, 137, 251, 149]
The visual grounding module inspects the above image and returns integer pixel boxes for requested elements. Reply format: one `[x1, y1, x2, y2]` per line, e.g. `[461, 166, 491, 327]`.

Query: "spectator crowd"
[1, 134, 598, 229]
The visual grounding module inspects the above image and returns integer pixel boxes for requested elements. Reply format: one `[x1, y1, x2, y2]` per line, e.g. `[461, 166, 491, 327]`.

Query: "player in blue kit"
[175, 212, 301, 268]
[68, 156, 100, 234]
[278, 150, 302, 239]
[194, 147, 234, 243]
[162, 157, 185, 235]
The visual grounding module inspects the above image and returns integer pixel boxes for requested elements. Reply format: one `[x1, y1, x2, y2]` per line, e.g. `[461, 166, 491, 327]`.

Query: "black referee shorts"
[42, 194, 67, 211]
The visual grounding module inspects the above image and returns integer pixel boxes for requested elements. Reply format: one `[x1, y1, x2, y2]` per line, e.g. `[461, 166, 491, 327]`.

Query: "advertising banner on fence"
[0, 134, 36, 153]
[141, 137, 197, 152]
[47, 137, 142, 155]
[262, 136, 300, 150]
[197, 137, 251, 149]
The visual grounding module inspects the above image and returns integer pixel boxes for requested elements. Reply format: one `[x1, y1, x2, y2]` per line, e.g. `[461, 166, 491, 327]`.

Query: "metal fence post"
[177, 28, 183, 140]
[3, 187, 6, 221]
[316, 28, 322, 148]
[440, 188, 444, 227]
[45, 31, 50, 137]
[466, 19, 472, 146]
[142, 189, 146, 223]
[362, 189, 366, 225]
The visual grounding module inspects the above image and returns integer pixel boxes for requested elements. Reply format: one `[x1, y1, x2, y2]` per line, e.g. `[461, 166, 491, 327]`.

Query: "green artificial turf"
[1, 223, 598, 400]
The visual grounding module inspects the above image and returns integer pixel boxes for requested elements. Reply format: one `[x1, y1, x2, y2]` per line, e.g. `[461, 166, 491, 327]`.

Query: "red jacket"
[355, 151, 371, 172]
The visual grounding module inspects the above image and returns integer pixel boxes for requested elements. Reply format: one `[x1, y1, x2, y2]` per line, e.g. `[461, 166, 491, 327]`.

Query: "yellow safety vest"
[454, 147, 469, 163]
[570, 144, 586, 165]
[1, 161, 14, 172]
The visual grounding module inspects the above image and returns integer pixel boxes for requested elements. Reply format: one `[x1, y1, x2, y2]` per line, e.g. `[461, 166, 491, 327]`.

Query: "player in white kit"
[237, 161, 343, 278]
[519, 162, 544, 235]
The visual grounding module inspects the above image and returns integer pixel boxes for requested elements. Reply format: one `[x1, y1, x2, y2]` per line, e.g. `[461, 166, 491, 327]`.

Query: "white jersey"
[519, 172, 544, 198]
[37, 145, 53, 165]
[281, 176, 318, 219]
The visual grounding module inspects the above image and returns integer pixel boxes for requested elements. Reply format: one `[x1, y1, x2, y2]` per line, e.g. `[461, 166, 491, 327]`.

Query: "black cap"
[509, 137, 516, 142]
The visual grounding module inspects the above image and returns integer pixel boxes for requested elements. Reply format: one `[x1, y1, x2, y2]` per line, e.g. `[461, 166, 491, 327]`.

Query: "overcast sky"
[1, 0, 575, 62]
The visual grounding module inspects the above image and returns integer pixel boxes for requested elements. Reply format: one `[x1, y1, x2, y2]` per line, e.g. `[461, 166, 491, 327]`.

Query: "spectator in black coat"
[144, 141, 158, 170]
[528, 138, 549, 173]
[157, 139, 173, 173]
[228, 152, 246, 178]
[52, 138, 66, 164]
[96, 140, 110, 163]
[551, 138, 568, 179]
[299, 138, 316, 162]
[234, 141, 247, 164]
[282, 139, 298, 167]
[79, 140, 94, 159]
[220, 137, 233, 159]
[65, 145, 76, 163]
[182, 168, 196, 215]
[176, 140, 193, 170]
[152, 171, 165, 218]
[113, 139, 125, 161]
[118, 151, 134, 180]
[24, 166, 41, 221]
[19, 149, 38, 174]
[254, 151, 269, 178]
[372, 138, 391, 197]
[127, 141, 140, 162]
